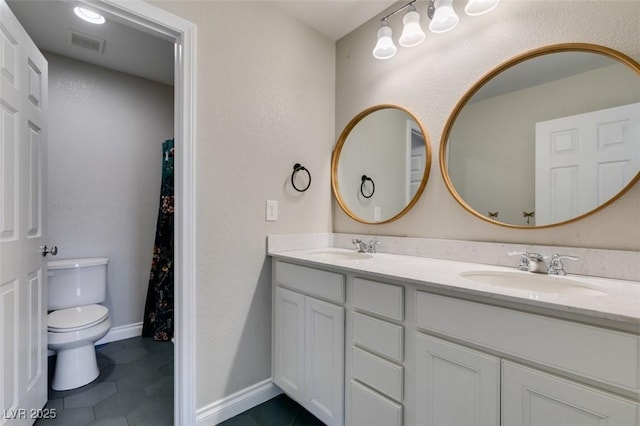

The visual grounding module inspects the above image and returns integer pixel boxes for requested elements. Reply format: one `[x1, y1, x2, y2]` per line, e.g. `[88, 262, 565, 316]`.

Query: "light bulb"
[399, 7, 425, 47]
[372, 22, 397, 60]
[73, 7, 106, 25]
[429, 0, 459, 33]
[465, 0, 500, 16]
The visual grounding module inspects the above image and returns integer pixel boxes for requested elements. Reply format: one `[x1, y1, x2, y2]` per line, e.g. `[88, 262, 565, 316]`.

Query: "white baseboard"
[96, 321, 143, 345]
[196, 379, 282, 425]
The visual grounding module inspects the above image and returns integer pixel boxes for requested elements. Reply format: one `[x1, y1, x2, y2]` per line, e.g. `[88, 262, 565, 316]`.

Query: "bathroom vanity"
[270, 242, 640, 426]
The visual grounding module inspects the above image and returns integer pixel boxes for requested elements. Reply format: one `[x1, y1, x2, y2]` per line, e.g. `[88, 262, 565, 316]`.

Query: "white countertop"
[269, 248, 640, 331]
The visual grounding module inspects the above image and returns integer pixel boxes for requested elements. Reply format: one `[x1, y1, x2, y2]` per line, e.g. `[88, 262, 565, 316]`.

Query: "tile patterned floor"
[219, 394, 325, 426]
[35, 336, 174, 426]
[36, 336, 322, 425]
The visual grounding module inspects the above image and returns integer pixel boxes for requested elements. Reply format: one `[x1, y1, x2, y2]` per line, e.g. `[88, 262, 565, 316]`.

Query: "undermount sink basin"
[460, 270, 607, 296]
[307, 249, 373, 261]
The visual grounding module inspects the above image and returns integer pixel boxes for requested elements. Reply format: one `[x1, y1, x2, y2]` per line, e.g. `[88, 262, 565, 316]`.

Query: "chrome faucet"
[352, 238, 381, 253]
[548, 254, 580, 276]
[508, 251, 547, 273]
[352, 239, 367, 253]
[509, 251, 579, 275]
[526, 252, 548, 274]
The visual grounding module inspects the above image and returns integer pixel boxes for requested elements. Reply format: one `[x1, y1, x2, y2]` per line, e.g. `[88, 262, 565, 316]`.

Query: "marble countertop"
[269, 247, 640, 331]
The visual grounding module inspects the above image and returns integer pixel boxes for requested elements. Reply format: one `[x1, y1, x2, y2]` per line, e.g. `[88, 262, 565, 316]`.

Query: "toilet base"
[51, 344, 100, 391]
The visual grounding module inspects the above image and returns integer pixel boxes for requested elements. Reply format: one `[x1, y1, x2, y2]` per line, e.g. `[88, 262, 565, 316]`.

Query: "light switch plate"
[266, 200, 278, 221]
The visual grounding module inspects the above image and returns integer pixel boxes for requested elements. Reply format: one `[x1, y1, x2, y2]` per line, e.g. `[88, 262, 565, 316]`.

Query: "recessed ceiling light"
[73, 7, 106, 25]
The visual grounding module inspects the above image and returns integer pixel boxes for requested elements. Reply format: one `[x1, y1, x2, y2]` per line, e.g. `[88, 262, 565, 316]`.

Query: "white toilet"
[47, 257, 112, 391]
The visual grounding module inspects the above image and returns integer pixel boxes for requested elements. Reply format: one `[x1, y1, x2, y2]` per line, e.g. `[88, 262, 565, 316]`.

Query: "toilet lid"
[48, 304, 109, 332]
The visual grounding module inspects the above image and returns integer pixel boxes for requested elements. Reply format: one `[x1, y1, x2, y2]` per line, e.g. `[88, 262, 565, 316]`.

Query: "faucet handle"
[352, 239, 366, 253]
[549, 254, 579, 276]
[508, 251, 530, 271]
[366, 240, 381, 253]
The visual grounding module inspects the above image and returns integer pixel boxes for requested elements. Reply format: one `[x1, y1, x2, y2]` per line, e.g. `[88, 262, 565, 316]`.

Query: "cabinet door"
[502, 361, 638, 426]
[273, 287, 305, 401]
[305, 296, 345, 426]
[415, 333, 500, 426]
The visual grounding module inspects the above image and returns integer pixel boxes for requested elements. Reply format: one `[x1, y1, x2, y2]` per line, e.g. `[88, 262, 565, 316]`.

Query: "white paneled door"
[0, 1, 48, 424]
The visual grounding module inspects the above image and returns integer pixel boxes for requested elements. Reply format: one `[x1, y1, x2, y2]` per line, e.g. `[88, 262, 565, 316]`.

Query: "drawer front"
[352, 278, 404, 321]
[352, 346, 403, 401]
[352, 312, 404, 363]
[416, 291, 640, 393]
[350, 380, 402, 426]
[274, 260, 345, 303]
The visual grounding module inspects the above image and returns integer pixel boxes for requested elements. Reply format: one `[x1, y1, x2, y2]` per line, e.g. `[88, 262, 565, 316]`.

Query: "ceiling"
[6, 0, 396, 86]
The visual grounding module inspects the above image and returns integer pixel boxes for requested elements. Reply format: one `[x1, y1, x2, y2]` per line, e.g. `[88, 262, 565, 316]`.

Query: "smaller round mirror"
[332, 105, 432, 224]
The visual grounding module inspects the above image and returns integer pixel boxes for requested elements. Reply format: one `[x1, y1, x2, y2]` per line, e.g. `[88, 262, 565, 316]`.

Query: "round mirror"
[441, 43, 640, 228]
[332, 105, 432, 224]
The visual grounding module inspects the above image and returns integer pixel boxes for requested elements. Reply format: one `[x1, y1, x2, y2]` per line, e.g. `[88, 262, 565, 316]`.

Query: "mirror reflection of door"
[535, 102, 640, 225]
[407, 120, 427, 203]
[333, 105, 432, 224]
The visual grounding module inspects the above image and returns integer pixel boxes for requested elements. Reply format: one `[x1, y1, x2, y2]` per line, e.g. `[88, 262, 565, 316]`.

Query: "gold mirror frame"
[440, 43, 640, 229]
[332, 104, 432, 224]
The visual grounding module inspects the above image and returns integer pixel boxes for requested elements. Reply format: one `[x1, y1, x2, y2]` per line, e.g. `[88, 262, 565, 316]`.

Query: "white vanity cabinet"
[416, 291, 640, 426]
[272, 261, 346, 426]
[270, 253, 640, 426]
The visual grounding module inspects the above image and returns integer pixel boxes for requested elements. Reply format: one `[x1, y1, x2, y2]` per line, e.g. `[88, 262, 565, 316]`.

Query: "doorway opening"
[5, 1, 196, 423]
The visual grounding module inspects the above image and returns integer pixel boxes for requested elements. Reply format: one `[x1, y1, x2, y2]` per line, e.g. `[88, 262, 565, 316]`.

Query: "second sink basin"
[460, 270, 607, 296]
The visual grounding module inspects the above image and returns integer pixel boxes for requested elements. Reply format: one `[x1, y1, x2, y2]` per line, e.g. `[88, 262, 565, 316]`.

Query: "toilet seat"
[48, 304, 109, 332]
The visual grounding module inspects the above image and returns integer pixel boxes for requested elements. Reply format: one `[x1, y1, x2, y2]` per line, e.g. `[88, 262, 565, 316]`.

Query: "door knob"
[40, 245, 58, 257]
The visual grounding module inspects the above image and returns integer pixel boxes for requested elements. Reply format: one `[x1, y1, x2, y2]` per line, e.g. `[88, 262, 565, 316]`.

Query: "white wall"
[150, 1, 335, 408]
[46, 52, 174, 329]
[335, 0, 640, 250]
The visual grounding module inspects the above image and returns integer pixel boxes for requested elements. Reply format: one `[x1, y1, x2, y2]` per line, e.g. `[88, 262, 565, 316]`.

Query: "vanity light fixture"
[399, 4, 426, 47]
[429, 0, 459, 33]
[73, 7, 106, 25]
[373, 0, 500, 59]
[372, 19, 398, 59]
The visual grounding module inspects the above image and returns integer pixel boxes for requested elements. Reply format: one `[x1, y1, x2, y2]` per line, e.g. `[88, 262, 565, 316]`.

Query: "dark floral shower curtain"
[142, 139, 174, 341]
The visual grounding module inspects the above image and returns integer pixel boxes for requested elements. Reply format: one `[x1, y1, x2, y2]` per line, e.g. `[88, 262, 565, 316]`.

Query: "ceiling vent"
[68, 29, 106, 53]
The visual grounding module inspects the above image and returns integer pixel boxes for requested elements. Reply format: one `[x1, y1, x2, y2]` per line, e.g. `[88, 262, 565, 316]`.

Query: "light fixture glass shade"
[429, 0, 459, 33]
[465, 0, 500, 16]
[372, 22, 397, 59]
[73, 7, 106, 24]
[399, 8, 425, 47]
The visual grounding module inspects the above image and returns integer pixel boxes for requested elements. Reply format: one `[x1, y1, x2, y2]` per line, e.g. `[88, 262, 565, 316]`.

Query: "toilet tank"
[48, 257, 109, 310]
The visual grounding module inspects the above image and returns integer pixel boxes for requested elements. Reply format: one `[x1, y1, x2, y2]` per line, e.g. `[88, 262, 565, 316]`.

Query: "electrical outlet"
[266, 200, 278, 221]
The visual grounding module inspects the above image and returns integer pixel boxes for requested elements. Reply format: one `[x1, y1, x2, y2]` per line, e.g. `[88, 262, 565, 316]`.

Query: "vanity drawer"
[416, 292, 640, 393]
[352, 346, 403, 401]
[352, 278, 404, 321]
[352, 312, 404, 363]
[274, 261, 345, 303]
[350, 380, 402, 426]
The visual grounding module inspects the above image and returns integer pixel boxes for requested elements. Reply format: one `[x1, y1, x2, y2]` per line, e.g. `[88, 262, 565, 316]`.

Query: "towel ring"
[291, 163, 311, 192]
[360, 175, 375, 198]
